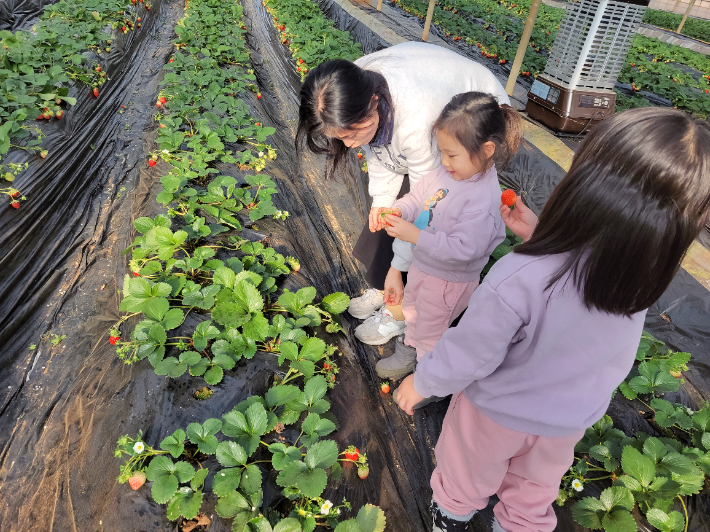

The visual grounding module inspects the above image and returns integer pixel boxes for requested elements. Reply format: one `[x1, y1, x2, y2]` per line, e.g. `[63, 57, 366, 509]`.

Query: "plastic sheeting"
[1, 0, 709, 531]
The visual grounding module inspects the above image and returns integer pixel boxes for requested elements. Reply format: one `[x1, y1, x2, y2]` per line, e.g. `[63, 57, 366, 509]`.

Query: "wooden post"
[505, 0, 542, 96]
[676, 0, 696, 33]
[377, 0, 383, 10]
[422, 0, 436, 42]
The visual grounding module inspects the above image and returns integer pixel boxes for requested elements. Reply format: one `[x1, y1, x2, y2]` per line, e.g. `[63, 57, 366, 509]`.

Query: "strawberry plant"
[642, 9, 710, 43]
[0, 0, 149, 180]
[116, 342, 388, 531]
[263, 0, 362, 83]
[553, 333, 710, 532]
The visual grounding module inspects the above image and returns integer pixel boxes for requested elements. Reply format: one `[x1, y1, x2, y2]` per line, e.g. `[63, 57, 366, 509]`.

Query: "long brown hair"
[431, 92, 521, 169]
[515, 107, 710, 316]
[296, 59, 394, 180]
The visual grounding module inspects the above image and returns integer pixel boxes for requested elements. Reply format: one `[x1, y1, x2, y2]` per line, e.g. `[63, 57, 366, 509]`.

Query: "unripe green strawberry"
[357, 464, 369, 480]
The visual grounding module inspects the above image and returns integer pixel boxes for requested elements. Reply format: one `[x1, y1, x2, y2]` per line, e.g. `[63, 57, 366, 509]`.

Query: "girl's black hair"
[431, 92, 521, 169]
[296, 59, 394, 180]
[515, 107, 710, 316]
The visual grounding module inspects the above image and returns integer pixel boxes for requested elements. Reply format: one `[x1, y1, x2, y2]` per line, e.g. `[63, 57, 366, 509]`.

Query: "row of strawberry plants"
[642, 8, 710, 43]
[112, 0, 386, 528]
[558, 332, 710, 532]
[391, 0, 562, 77]
[619, 35, 710, 116]
[0, 0, 153, 205]
[262, 0, 362, 82]
[389, 0, 710, 117]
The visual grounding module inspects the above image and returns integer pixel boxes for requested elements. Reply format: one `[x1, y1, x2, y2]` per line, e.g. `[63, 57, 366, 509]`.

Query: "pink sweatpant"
[431, 394, 584, 532]
[402, 264, 478, 360]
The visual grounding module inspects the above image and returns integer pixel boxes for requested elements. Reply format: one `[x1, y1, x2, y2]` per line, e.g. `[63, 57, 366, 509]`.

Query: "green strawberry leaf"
[167, 488, 203, 521]
[160, 428, 187, 458]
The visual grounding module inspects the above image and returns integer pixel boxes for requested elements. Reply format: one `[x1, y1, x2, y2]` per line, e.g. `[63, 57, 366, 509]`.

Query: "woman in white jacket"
[297, 42, 510, 345]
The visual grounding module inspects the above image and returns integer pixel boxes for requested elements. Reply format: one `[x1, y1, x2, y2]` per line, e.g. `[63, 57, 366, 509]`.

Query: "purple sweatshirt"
[413, 251, 647, 437]
[392, 165, 505, 282]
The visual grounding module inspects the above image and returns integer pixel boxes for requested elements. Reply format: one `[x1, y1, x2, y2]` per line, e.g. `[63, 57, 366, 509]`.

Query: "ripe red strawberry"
[128, 470, 146, 490]
[137, 17, 141, 21]
[146, 5, 150, 9]
[255, 122, 261, 126]
[159, 124, 166, 128]
[93, 88, 99, 97]
[159, 97, 167, 104]
[148, 159, 156, 167]
[501, 189, 517, 208]
[11, 190, 19, 197]
[133, 271, 140, 276]
[109, 335, 120, 345]
[11, 201, 20, 209]
[156, 101, 162, 107]
[303, 68, 307, 73]
[122, 26, 127, 32]
[358, 465, 369, 480]
[344, 446, 359, 461]
[357, 153, 363, 159]
[323, 362, 331, 371]
[56, 110, 64, 119]
[380, 381, 390, 394]
[257, 93, 262, 99]
[169, 58, 174, 63]
[298, 58, 304, 64]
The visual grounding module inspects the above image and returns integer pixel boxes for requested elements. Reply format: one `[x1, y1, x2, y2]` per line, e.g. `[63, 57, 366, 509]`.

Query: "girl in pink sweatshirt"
[370, 92, 521, 385]
[395, 107, 710, 532]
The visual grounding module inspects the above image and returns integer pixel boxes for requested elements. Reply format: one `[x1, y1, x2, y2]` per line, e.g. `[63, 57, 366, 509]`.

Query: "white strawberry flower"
[259, 151, 264, 157]
[572, 479, 584, 492]
[133, 441, 145, 454]
[320, 500, 333, 515]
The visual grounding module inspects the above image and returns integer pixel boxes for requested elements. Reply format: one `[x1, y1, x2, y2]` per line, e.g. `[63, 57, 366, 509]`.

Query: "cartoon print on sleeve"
[370, 145, 407, 172]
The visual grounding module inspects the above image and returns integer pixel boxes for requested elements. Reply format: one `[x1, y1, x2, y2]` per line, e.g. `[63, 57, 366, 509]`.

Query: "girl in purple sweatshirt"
[368, 92, 521, 384]
[395, 108, 710, 532]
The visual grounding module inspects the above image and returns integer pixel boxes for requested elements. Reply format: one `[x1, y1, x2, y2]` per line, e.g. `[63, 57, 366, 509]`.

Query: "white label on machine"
[530, 80, 550, 100]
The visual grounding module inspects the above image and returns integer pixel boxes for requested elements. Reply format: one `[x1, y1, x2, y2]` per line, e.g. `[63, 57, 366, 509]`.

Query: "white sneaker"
[354, 307, 405, 345]
[348, 288, 385, 319]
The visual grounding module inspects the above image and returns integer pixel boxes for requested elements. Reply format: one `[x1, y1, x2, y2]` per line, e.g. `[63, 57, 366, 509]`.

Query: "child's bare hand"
[500, 195, 538, 242]
[383, 267, 403, 306]
[395, 374, 425, 415]
[384, 215, 420, 243]
[369, 207, 402, 232]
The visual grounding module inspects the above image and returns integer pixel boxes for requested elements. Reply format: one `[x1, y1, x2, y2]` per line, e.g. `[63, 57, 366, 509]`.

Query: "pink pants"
[402, 265, 478, 360]
[431, 394, 584, 532]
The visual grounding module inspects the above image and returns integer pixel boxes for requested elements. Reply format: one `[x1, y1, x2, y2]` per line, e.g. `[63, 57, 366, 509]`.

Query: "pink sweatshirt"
[413, 251, 647, 437]
[392, 165, 505, 282]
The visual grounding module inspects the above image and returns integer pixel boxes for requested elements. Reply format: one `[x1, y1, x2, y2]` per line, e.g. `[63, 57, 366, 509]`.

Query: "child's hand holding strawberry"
[369, 207, 402, 232]
[384, 214, 420, 244]
[499, 194, 538, 242]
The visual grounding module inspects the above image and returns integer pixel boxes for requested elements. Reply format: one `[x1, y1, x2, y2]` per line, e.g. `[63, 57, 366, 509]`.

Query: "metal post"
[505, 0, 542, 96]
[422, 0, 436, 42]
[677, 0, 696, 33]
[377, 0, 383, 10]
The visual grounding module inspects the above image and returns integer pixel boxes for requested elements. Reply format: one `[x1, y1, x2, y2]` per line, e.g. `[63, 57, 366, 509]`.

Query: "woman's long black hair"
[296, 59, 394, 180]
[515, 107, 710, 316]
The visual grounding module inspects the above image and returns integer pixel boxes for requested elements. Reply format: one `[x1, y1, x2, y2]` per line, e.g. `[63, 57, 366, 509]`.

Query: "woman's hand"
[500, 195, 538, 242]
[383, 267, 404, 306]
[369, 207, 402, 232]
[384, 215, 420, 244]
[396, 374, 425, 415]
